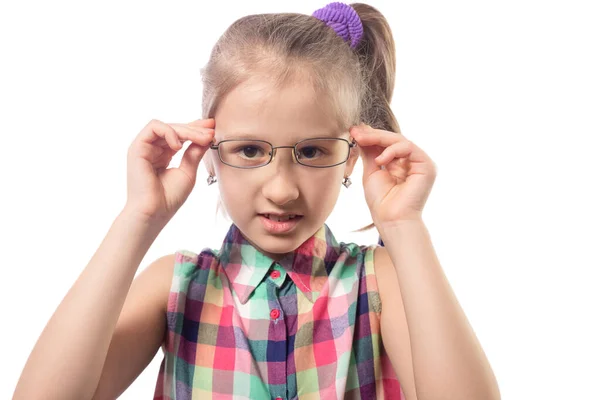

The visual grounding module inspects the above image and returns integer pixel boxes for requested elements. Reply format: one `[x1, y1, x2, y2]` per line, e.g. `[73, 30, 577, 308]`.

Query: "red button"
[270, 270, 280, 279]
[270, 309, 280, 319]
[276, 398, 283, 400]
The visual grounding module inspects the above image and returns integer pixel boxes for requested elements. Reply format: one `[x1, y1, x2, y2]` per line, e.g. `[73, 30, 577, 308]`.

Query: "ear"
[203, 152, 216, 176]
[344, 142, 359, 178]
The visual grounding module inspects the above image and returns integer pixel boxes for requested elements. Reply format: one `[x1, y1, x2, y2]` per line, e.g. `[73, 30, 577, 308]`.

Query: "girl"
[14, 2, 500, 399]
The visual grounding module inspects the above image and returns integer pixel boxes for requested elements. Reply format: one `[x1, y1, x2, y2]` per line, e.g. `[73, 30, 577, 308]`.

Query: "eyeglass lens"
[217, 138, 350, 168]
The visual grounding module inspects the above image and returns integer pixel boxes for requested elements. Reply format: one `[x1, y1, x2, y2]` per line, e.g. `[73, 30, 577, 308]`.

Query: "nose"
[261, 149, 300, 206]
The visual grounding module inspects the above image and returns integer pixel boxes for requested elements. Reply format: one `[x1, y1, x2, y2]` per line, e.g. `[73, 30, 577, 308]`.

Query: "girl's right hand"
[124, 118, 215, 222]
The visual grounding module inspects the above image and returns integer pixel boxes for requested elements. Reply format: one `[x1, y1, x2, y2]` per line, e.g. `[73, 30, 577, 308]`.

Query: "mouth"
[259, 213, 303, 222]
[258, 213, 304, 234]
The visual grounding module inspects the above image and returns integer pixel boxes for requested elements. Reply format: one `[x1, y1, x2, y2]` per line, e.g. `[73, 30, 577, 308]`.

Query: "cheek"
[299, 170, 344, 206]
[305, 167, 345, 187]
[215, 169, 261, 217]
[218, 171, 251, 197]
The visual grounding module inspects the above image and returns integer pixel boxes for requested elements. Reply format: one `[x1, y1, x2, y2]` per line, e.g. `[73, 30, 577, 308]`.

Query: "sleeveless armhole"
[155, 248, 217, 399]
[167, 250, 200, 306]
[164, 249, 216, 351]
[362, 243, 383, 320]
[361, 243, 405, 399]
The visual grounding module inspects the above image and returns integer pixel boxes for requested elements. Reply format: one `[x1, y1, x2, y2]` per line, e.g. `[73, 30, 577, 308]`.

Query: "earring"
[342, 176, 352, 188]
[207, 174, 217, 186]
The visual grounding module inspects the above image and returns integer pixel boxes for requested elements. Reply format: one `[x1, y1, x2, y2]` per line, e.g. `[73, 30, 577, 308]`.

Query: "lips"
[259, 213, 303, 234]
[262, 214, 301, 222]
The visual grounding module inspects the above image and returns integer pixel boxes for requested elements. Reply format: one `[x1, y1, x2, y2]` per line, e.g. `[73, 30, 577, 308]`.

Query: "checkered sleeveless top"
[154, 223, 403, 399]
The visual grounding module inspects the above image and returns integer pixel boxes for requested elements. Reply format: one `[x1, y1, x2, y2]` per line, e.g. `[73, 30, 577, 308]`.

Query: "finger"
[132, 139, 171, 162]
[359, 144, 385, 177]
[179, 142, 212, 182]
[151, 138, 173, 149]
[169, 123, 215, 146]
[153, 135, 203, 150]
[377, 140, 436, 179]
[139, 119, 214, 148]
[152, 150, 175, 169]
[376, 140, 431, 168]
[166, 129, 182, 151]
[374, 141, 413, 166]
[139, 119, 176, 145]
[187, 118, 216, 129]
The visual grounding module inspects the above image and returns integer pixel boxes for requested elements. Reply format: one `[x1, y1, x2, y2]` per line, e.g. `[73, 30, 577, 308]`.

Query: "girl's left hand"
[350, 124, 437, 226]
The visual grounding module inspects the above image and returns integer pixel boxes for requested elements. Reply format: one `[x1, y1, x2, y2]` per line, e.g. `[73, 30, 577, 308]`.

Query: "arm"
[375, 220, 501, 400]
[374, 246, 418, 400]
[91, 252, 174, 399]
[13, 208, 170, 400]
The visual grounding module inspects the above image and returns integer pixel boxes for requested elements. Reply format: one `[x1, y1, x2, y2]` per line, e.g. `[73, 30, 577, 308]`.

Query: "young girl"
[14, 2, 500, 400]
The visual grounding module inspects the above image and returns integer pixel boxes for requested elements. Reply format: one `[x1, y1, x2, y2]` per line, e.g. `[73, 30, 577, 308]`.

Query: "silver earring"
[207, 174, 217, 186]
[342, 176, 352, 188]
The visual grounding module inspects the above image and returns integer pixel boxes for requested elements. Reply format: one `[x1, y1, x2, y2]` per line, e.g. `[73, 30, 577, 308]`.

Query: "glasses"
[210, 137, 356, 169]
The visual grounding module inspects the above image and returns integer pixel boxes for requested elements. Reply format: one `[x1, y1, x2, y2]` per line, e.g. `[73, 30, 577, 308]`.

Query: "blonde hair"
[201, 3, 400, 232]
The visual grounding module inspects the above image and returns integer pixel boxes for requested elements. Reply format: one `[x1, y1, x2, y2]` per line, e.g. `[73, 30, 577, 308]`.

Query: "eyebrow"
[218, 130, 348, 141]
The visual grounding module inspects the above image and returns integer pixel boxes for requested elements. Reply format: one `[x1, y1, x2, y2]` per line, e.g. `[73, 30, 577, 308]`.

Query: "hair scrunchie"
[311, 2, 364, 49]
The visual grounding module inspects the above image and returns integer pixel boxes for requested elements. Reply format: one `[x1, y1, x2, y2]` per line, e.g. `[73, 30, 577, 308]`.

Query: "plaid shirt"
[154, 223, 404, 399]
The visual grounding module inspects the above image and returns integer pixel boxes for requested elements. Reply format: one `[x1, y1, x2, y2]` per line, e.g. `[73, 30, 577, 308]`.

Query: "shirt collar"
[217, 223, 341, 304]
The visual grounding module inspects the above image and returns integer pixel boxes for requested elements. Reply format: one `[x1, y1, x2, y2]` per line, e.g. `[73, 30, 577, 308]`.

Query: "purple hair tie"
[312, 2, 363, 49]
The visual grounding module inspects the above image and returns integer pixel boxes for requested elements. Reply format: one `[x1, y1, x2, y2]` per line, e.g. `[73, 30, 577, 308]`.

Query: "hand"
[350, 124, 437, 225]
[124, 118, 215, 222]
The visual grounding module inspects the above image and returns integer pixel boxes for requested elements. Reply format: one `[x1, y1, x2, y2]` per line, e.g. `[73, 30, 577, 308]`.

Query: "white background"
[1, 0, 599, 398]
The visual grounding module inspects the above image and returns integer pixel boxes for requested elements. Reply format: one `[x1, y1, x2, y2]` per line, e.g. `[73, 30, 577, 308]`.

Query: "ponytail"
[352, 3, 400, 134]
[350, 3, 400, 236]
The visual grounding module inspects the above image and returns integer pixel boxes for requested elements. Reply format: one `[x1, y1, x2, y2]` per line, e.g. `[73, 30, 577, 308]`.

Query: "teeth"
[266, 214, 295, 222]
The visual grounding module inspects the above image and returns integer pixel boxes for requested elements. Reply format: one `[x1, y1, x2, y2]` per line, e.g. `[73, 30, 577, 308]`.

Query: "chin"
[254, 230, 307, 255]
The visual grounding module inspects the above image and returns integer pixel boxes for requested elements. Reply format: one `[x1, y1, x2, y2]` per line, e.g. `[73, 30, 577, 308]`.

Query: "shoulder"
[138, 248, 218, 311]
[372, 246, 395, 281]
[133, 253, 178, 314]
[352, 245, 400, 317]
[335, 241, 389, 280]
[363, 245, 398, 297]
[371, 246, 401, 306]
[342, 242, 393, 278]
[170, 248, 220, 275]
[138, 253, 178, 291]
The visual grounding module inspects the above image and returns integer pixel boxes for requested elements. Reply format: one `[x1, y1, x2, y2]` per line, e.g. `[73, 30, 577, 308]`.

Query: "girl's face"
[207, 76, 358, 259]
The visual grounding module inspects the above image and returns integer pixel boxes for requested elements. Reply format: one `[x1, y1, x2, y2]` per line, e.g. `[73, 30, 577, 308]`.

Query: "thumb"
[359, 144, 382, 180]
[179, 143, 210, 183]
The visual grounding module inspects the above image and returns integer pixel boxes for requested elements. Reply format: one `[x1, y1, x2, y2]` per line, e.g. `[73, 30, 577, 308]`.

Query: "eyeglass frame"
[209, 137, 357, 169]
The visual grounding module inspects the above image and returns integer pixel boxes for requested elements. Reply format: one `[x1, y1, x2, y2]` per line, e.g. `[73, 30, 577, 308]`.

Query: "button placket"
[266, 272, 287, 397]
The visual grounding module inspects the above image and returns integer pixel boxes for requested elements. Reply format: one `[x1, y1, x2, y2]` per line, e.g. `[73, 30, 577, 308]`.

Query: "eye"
[298, 146, 322, 159]
[237, 145, 264, 159]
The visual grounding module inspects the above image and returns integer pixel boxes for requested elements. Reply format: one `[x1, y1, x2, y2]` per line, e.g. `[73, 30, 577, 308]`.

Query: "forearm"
[14, 208, 166, 400]
[379, 220, 500, 400]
